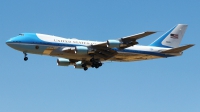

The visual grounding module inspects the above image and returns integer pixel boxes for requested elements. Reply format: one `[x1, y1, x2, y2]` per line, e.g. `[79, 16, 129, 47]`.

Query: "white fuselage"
[6, 33, 176, 62]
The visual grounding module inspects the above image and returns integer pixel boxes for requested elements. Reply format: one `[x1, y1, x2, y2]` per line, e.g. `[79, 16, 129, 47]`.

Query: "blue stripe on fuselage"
[121, 49, 174, 57]
[110, 48, 174, 57]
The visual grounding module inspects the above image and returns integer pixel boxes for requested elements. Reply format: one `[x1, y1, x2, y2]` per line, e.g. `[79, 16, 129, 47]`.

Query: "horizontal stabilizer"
[161, 44, 194, 53]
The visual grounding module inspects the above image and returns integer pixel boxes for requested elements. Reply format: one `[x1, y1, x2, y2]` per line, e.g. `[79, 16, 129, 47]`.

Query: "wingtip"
[189, 44, 195, 47]
[146, 31, 157, 33]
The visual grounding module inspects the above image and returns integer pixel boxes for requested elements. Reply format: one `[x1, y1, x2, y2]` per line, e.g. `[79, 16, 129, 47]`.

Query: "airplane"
[6, 24, 194, 71]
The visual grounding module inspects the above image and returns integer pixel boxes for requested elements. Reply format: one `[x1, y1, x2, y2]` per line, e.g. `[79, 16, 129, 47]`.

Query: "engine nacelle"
[75, 46, 88, 54]
[107, 40, 122, 48]
[74, 61, 84, 69]
[57, 58, 71, 66]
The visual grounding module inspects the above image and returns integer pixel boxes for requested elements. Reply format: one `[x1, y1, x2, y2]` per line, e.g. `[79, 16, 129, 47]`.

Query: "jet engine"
[75, 46, 88, 54]
[74, 61, 84, 69]
[107, 40, 121, 48]
[57, 58, 72, 66]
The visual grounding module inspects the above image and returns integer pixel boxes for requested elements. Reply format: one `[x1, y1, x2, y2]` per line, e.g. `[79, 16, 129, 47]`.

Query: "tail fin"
[149, 24, 188, 48]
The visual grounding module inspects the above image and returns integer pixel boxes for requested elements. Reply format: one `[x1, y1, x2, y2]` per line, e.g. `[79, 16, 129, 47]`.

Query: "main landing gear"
[81, 58, 103, 71]
[90, 58, 102, 69]
[23, 52, 28, 61]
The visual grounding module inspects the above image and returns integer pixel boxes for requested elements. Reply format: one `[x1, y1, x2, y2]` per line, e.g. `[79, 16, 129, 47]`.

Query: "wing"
[92, 31, 156, 49]
[62, 31, 156, 60]
[92, 47, 118, 60]
[62, 46, 117, 60]
[121, 31, 156, 42]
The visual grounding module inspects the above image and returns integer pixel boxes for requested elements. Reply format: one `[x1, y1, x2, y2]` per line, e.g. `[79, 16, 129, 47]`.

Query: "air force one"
[6, 24, 194, 71]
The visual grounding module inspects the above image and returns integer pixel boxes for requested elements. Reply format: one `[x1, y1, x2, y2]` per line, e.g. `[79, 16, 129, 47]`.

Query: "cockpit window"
[19, 33, 24, 36]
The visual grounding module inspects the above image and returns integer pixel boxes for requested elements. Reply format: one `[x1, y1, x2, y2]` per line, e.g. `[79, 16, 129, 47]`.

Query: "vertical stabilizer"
[149, 24, 188, 48]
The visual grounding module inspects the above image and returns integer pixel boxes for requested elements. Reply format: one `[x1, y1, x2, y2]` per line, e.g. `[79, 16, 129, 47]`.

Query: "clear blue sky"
[1, 0, 200, 112]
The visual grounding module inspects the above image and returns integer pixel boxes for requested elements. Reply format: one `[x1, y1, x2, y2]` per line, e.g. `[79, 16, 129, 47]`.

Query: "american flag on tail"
[170, 34, 178, 39]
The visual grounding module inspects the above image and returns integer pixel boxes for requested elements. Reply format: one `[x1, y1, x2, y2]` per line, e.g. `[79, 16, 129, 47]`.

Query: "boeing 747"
[6, 24, 194, 71]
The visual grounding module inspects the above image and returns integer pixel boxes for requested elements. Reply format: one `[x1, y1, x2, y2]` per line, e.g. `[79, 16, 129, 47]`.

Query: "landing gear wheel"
[98, 63, 102, 66]
[84, 67, 88, 71]
[95, 64, 99, 69]
[90, 57, 103, 69]
[23, 52, 28, 61]
[24, 57, 28, 61]
[91, 64, 95, 68]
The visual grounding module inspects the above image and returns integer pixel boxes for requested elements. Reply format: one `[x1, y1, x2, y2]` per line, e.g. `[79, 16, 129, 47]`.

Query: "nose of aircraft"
[6, 33, 37, 51]
[6, 34, 24, 45]
[6, 39, 12, 44]
[5, 36, 22, 49]
[5, 35, 25, 51]
[6, 38, 13, 47]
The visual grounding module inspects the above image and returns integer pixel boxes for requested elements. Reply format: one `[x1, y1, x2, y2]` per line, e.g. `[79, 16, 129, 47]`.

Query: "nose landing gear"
[23, 52, 28, 61]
